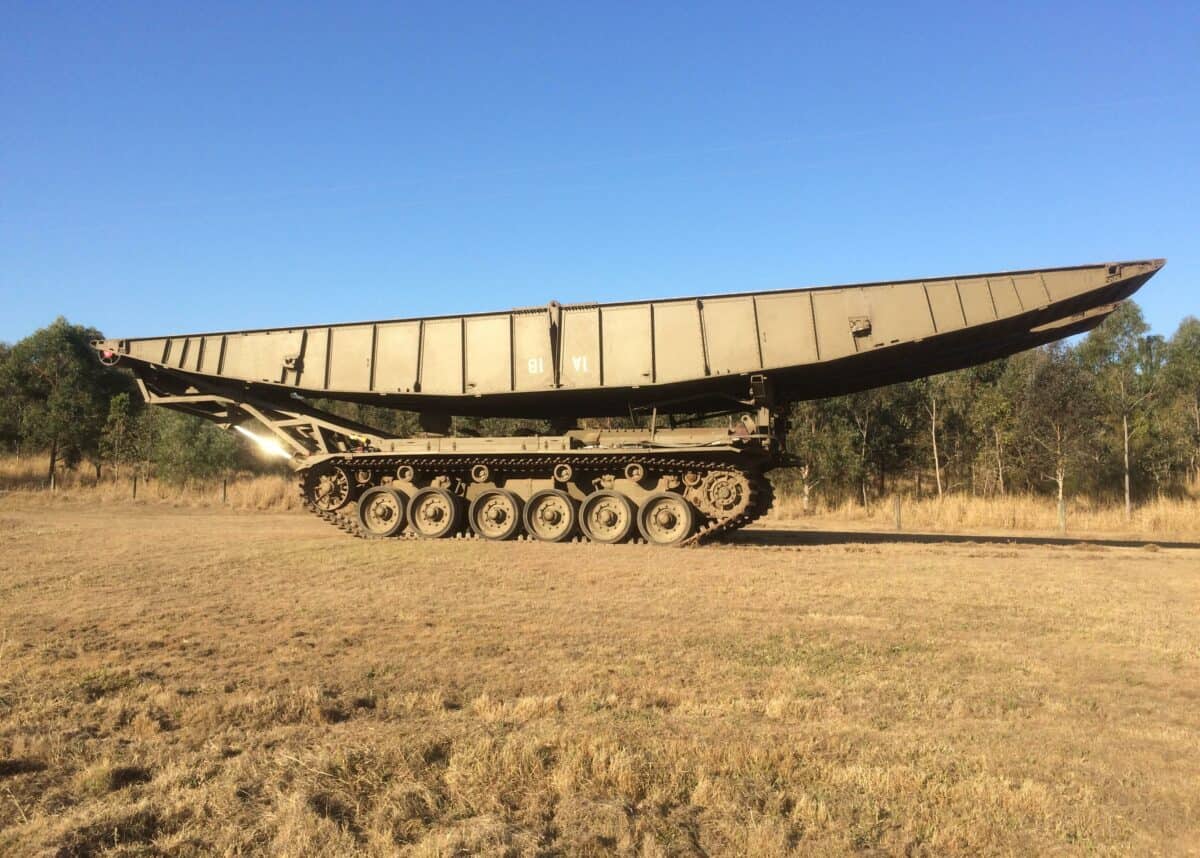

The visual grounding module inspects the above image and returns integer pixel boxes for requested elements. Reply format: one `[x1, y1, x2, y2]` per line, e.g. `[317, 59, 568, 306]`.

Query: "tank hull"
[94, 259, 1163, 418]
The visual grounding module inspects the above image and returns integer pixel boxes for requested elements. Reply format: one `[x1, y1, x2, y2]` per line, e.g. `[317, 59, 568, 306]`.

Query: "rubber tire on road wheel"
[580, 490, 635, 544]
[407, 487, 463, 539]
[637, 491, 695, 546]
[523, 489, 577, 542]
[356, 486, 408, 537]
[468, 489, 524, 541]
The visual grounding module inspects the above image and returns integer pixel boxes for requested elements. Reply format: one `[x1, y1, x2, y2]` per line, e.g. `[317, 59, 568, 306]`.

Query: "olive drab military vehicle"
[93, 259, 1163, 545]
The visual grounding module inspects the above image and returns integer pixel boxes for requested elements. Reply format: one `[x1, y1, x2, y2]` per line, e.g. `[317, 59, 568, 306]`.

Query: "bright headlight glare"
[234, 425, 292, 460]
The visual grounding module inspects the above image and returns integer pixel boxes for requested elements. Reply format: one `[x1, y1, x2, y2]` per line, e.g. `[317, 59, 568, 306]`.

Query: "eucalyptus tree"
[1013, 345, 1100, 519]
[785, 398, 859, 512]
[0, 318, 131, 481]
[1165, 317, 1200, 485]
[1076, 302, 1161, 518]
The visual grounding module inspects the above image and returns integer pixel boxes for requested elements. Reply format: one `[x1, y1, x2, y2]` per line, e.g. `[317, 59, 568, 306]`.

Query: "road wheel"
[580, 490, 635, 544]
[407, 487, 463, 539]
[357, 486, 407, 537]
[523, 490, 577, 542]
[468, 489, 523, 541]
[637, 492, 695, 546]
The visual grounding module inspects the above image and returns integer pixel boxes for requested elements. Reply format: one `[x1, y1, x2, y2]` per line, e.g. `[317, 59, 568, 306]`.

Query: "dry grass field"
[5, 456, 1198, 543]
[0, 496, 1198, 856]
[6, 452, 1200, 539]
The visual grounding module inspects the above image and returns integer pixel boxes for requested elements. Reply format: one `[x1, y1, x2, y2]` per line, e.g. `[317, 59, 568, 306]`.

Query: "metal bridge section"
[94, 259, 1164, 419]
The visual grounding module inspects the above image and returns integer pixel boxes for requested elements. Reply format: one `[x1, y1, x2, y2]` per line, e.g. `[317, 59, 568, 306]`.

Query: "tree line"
[2, 305, 1198, 513]
[781, 303, 1200, 515]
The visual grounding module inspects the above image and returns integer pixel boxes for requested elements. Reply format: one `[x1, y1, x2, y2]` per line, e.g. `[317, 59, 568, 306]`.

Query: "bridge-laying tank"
[93, 258, 1163, 545]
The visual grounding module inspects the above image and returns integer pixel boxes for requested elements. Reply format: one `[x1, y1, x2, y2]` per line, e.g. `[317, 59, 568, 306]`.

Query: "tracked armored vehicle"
[93, 259, 1163, 545]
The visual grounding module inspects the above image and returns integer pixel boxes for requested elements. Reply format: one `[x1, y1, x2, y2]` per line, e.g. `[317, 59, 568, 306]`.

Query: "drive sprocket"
[687, 469, 753, 520]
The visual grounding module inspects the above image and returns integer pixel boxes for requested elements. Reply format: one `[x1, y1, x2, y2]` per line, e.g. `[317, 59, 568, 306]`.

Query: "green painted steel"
[94, 259, 1163, 418]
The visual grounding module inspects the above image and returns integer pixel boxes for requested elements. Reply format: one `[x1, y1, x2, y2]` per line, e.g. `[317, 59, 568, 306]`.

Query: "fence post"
[132, 473, 138, 499]
[222, 478, 228, 504]
[893, 495, 902, 530]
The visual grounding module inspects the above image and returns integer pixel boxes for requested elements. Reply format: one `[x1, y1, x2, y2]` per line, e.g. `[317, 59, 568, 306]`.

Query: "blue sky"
[2, 1, 1196, 344]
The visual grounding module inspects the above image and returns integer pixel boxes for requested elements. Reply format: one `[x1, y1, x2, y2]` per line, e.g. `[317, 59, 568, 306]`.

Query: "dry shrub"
[74, 760, 153, 796]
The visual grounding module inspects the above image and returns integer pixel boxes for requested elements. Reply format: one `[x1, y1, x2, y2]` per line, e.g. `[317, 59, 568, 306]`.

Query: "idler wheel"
[357, 486, 407, 537]
[306, 466, 352, 511]
[637, 492, 695, 546]
[407, 487, 463, 539]
[580, 490, 634, 544]
[468, 489, 523, 541]
[523, 490, 577, 542]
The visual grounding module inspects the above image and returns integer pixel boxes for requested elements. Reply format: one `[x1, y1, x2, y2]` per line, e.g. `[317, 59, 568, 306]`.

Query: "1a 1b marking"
[527, 356, 590, 374]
